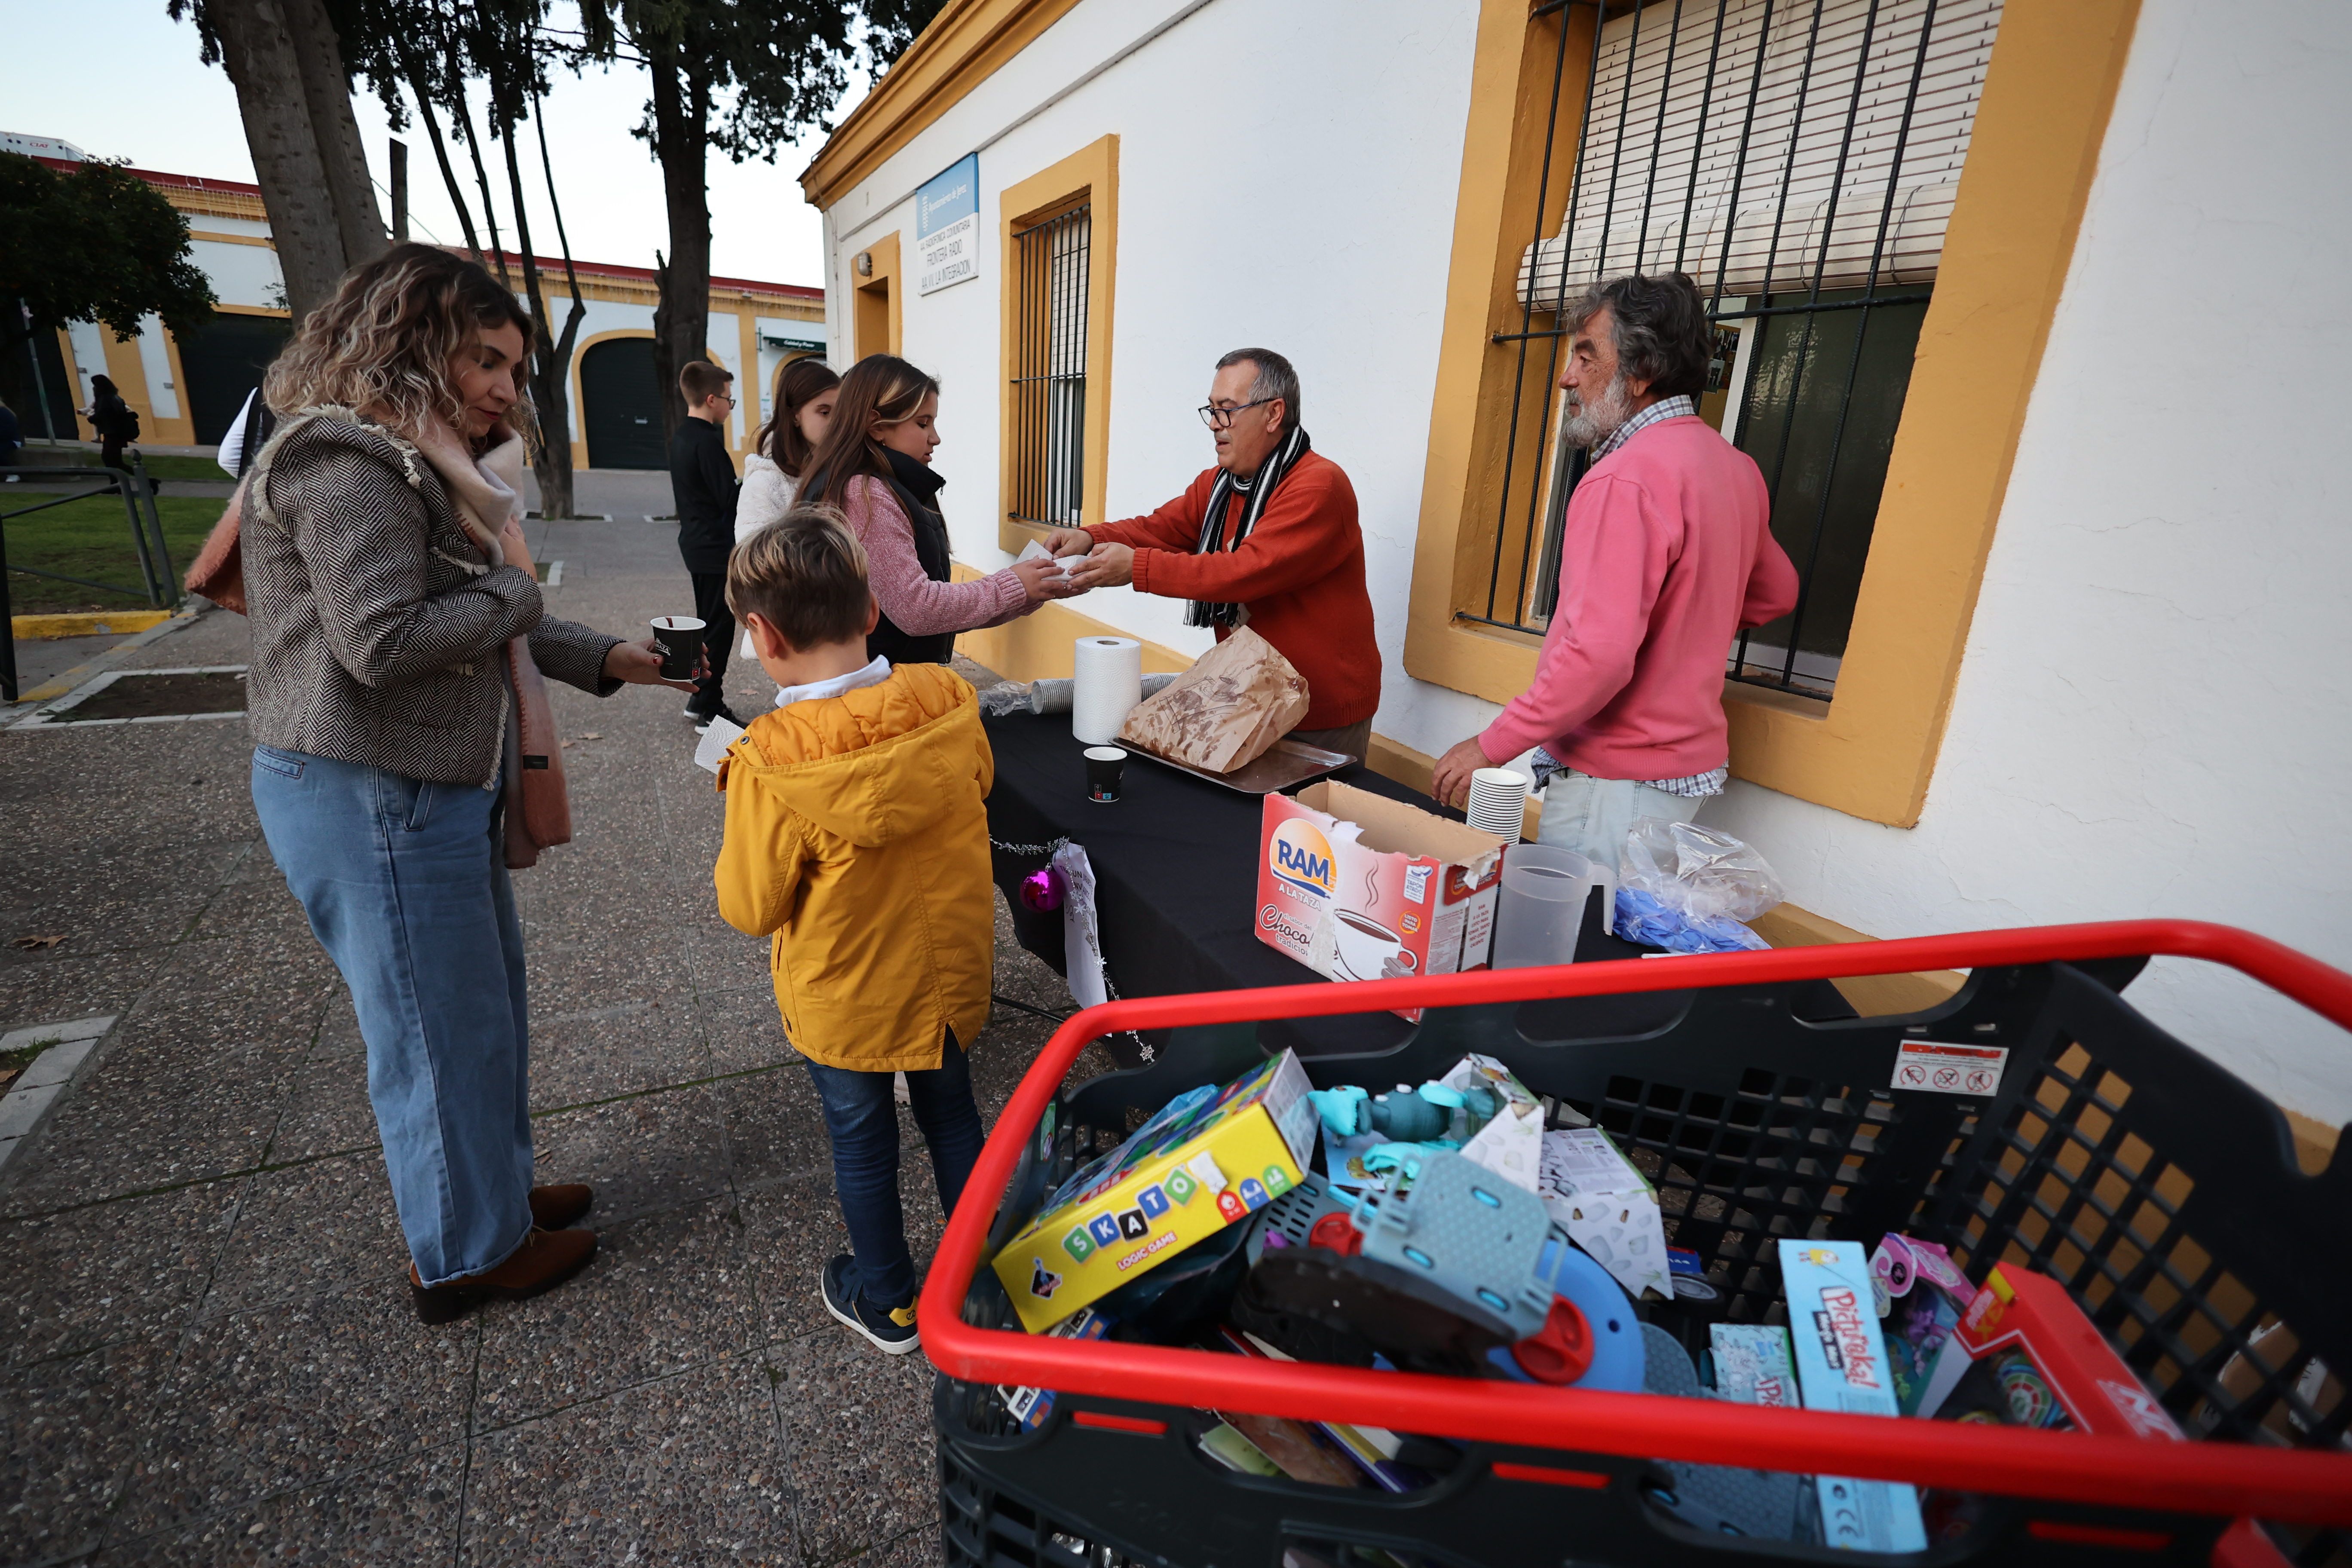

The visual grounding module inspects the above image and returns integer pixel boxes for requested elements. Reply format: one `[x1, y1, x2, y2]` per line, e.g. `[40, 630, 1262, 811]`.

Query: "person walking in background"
[714, 508, 993, 1355]
[733, 357, 839, 664]
[798, 354, 1074, 666]
[1429, 273, 1798, 865]
[0, 395, 20, 479]
[669, 358, 744, 731]
[84, 374, 136, 473]
[240, 243, 699, 1323]
[1044, 347, 1382, 760]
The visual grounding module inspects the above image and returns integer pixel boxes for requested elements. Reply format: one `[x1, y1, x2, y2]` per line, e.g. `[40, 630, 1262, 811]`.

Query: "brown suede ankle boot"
[409, 1227, 597, 1324]
[528, 1183, 594, 1229]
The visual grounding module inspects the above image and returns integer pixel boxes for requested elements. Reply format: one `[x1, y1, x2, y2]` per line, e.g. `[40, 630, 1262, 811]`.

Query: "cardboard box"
[1779, 1240, 1927, 1553]
[1918, 1264, 2183, 1439]
[1257, 781, 1506, 1021]
[992, 1050, 1317, 1332]
[1538, 1127, 1672, 1301]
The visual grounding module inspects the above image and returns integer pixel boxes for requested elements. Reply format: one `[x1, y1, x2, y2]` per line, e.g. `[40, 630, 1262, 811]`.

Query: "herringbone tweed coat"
[244, 408, 620, 787]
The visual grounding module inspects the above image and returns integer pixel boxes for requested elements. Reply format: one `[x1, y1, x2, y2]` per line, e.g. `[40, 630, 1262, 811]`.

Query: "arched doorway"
[579, 336, 667, 469]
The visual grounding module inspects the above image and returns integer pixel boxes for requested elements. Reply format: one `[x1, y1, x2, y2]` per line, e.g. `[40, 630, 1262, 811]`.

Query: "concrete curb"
[6, 601, 211, 722]
[0, 1015, 118, 1174]
[12, 610, 177, 640]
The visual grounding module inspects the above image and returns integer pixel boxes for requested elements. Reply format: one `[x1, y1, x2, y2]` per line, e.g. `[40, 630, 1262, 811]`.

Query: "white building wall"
[135, 315, 179, 421]
[1708, 0, 2352, 1121]
[190, 239, 284, 309]
[825, 0, 2352, 1121]
[825, 0, 1486, 734]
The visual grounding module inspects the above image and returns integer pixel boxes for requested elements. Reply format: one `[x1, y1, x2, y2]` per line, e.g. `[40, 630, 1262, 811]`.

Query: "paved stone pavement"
[0, 511, 1086, 1566]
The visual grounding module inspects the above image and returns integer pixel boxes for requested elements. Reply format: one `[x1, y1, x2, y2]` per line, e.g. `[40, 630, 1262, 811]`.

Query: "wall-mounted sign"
[916, 153, 980, 295]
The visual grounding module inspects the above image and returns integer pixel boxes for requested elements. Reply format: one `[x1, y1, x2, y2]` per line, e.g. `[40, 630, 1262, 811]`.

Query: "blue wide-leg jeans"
[250, 746, 534, 1286]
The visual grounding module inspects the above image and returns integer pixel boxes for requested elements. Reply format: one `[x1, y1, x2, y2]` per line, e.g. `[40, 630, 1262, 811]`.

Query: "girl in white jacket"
[735, 357, 840, 655]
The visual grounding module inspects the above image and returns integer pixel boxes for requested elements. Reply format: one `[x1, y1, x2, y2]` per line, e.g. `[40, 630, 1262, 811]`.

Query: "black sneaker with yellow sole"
[820, 1253, 920, 1354]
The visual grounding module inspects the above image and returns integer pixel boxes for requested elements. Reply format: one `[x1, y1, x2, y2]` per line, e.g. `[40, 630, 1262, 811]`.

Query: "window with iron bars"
[1484, 0, 2001, 699]
[1007, 202, 1092, 529]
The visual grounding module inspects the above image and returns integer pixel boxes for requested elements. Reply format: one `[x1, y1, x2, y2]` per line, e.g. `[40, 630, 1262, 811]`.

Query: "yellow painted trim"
[185, 229, 275, 248]
[208, 303, 294, 318]
[947, 563, 1189, 680]
[160, 329, 197, 448]
[11, 611, 175, 640]
[799, 0, 1087, 211]
[854, 232, 903, 359]
[995, 135, 1118, 555]
[1402, 0, 2145, 827]
[739, 309, 766, 452]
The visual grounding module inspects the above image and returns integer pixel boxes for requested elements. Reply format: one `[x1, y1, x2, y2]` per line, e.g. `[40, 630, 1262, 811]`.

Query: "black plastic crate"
[928, 927, 2352, 1567]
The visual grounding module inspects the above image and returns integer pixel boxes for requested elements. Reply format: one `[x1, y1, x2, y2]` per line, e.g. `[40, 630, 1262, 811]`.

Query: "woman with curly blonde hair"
[242, 243, 692, 1322]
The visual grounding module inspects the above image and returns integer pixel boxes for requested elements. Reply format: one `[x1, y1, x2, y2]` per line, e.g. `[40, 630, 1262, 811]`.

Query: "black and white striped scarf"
[1184, 425, 1311, 628]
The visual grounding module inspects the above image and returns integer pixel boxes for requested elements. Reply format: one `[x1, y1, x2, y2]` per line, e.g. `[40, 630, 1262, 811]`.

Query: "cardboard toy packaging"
[1257, 781, 1506, 1022]
[1710, 1324, 1799, 1407]
[1538, 1127, 1672, 1301]
[991, 1050, 1317, 1332]
[1778, 1240, 1928, 1553]
[1916, 1264, 2183, 1439]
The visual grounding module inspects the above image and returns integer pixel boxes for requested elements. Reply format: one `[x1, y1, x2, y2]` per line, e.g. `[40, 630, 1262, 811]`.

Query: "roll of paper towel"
[1029, 670, 1171, 717]
[1071, 636, 1142, 744]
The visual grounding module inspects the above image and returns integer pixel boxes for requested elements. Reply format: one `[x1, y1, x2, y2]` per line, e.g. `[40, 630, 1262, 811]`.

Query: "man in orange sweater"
[1045, 349, 1380, 757]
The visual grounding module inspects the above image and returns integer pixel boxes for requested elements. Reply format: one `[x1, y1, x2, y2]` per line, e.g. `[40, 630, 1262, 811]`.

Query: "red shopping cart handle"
[922, 921, 2352, 1528]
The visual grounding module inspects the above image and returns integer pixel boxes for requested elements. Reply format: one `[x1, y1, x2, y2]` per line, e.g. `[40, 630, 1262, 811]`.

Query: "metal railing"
[1476, 0, 2000, 699]
[1007, 202, 1092, 530]
[1, 456, 180, 702]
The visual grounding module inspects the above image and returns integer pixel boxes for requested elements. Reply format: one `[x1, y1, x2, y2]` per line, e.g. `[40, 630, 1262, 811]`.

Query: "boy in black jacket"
[668, 360, 743, 729]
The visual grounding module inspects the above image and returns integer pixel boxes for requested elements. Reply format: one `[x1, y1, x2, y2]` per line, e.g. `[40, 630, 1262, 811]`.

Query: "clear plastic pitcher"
[1489, 842, 1618, 970]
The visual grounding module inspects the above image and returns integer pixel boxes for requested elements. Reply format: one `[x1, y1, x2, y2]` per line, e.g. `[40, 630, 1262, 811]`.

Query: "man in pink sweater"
[1431, 274, 1798, 866]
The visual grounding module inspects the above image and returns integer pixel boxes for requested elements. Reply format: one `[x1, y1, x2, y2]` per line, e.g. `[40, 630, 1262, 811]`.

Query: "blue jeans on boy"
[250, 746, 534, 1286]
[805, 1035, 986, 1311]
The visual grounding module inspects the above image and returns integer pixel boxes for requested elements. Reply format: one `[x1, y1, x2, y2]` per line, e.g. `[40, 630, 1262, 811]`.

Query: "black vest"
[808, 449, 956, 666]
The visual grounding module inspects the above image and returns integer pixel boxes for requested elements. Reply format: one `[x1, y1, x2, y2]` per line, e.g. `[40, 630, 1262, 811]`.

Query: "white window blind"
[1520, 0, 2002, 308]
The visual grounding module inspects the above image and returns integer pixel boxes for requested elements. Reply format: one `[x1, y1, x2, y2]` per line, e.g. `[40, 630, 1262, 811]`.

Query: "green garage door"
[580, 336, 667, 470]
[178, 314, 292, 444]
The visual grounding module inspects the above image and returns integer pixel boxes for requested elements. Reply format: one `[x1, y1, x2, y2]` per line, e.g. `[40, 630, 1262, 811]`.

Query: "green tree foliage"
[0, 153, 217, 354]
[573, 0, 945, 437]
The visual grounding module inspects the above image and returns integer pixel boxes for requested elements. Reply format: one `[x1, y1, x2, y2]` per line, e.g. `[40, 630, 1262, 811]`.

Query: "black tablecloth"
[979, 710, 1836, 1060]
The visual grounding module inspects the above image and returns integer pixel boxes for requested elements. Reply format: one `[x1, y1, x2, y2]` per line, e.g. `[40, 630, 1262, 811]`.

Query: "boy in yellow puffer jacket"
[714, 508, 992, 1355]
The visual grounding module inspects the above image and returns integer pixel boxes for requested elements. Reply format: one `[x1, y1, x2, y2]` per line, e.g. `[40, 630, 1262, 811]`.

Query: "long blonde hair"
[266, 243, 538, 447]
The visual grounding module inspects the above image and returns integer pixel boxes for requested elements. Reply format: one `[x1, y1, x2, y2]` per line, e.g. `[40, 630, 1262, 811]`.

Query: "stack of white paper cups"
[1071, 635, 1142, 744]
[1466, 767, 1532, 841]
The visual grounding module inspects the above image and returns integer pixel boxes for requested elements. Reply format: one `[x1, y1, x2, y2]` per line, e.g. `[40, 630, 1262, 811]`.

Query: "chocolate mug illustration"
[1330, 909, 1418, 983]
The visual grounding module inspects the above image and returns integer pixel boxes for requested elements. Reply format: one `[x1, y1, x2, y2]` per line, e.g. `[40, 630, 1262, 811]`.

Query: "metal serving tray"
[1123, 735, 1357, 795]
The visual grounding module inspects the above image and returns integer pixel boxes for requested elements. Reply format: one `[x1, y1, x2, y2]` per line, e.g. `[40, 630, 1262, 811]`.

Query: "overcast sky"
[0, 0, 866, 288]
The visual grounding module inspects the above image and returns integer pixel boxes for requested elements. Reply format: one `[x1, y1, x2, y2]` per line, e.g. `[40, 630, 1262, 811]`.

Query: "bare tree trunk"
[646, 45, 711, 447]
[203, 0, 368, 322]
[533, 98, 588, 520]
[280, 0, 386, 272]
[498, 113, 575, 521]
[401, 60, 484, 262]
[452, 92, 509, 286]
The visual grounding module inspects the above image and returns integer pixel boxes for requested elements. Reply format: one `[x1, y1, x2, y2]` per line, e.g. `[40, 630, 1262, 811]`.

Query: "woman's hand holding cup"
[602, 638, 704, 690]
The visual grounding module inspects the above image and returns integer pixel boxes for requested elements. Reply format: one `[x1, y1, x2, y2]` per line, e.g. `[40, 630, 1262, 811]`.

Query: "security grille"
[1008, 203, 1091, 529]
[1482, 0, 2001, 698]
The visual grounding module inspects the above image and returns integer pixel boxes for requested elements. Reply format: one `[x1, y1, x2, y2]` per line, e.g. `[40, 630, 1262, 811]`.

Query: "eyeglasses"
[1197, 397, 1276, 430]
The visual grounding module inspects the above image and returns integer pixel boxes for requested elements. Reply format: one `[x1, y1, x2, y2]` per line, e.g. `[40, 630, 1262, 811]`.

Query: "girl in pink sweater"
[798, 355, 1074, 664]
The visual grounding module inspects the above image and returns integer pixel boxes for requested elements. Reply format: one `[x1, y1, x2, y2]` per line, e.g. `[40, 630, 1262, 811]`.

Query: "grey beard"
[1561, 373, 1635, 449]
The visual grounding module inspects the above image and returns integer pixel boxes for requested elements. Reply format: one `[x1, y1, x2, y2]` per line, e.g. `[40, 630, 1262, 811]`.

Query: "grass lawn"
[2, 493, 221, 614]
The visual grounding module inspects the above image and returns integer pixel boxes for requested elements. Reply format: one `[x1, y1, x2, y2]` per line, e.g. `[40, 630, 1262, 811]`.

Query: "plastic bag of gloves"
[1611, 818, 1783, 954]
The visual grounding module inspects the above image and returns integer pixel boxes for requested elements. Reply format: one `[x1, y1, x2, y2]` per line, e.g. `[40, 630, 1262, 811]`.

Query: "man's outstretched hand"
[1039, 526, 1094, 558]
[1064, 542, 1134, 591]
[1429, 736, 1493, 812]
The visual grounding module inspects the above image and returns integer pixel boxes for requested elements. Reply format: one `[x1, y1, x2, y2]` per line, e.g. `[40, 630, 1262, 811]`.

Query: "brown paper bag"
[1118, 625, 1311, 773]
